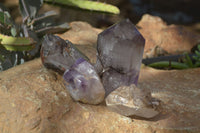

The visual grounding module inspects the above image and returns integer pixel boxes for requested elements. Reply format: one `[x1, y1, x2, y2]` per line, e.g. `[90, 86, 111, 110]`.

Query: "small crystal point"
[97, 19, 145, 74]
[40, 34, 88, 74]
[63, 58, 105, 105]
[106, 84, 159, 118]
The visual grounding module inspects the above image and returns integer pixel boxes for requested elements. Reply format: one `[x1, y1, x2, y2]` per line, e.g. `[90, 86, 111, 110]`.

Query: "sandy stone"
[0, 59, 71, 133]
[138, 14, 200, 57]
[57, 21, 102, 46]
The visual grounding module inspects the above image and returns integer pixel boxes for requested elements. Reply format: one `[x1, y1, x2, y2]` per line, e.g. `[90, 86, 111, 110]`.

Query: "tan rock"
[138, 14, 200, 57]
[57, 21, 102, 46]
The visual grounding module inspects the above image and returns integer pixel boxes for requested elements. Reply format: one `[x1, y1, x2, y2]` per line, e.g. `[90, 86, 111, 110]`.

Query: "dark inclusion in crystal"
[41, 34, 88, 74]
[97, 19, 145, 96]
[63, 58, 105, 104]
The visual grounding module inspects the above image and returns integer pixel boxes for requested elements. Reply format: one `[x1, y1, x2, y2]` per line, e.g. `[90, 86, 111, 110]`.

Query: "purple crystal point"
[97, 19, 145, 96]
[41, 34, 88, 74]
[97, 19, 145, 74]
[63, 58, 105, 104]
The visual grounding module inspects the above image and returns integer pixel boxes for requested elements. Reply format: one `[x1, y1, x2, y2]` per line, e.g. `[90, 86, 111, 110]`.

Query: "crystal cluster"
[97, 19, 145, 96]
[41, 19, 159, 118]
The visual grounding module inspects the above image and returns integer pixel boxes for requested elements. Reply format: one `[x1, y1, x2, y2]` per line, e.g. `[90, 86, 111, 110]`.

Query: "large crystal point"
[97, 19, 145, 74]
[63, 58, 105, 104]
[106, 84, 159, 118]
[102, 69, 139, 97]
[41, 34, 88, 74]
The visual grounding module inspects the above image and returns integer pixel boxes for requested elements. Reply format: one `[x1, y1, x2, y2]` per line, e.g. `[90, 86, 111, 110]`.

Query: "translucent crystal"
[41, 34, 88, 74]
[63, 58, 105, 104]
[97, 19, 145, 74]
[105, 84, 159, 118]
[97, 19, 145, 96]
[102, 69, 139, 97]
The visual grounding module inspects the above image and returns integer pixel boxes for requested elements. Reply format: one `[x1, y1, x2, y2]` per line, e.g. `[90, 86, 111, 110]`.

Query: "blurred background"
[2, 0, 200, 28]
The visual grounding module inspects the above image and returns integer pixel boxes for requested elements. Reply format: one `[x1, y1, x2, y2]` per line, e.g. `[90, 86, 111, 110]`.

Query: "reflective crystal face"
[97, 19, 145, 74]
[102, 69, 139, 97]
[41, 34, 88, 74]
[105, 84, 159, 118]
[63, 58, 105, 104]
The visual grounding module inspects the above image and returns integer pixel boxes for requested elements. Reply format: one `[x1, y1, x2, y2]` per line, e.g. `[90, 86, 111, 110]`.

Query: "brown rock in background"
[138, 14, 200, 57]
[57, 21, 102, 46]
[0, 21, 200, 133]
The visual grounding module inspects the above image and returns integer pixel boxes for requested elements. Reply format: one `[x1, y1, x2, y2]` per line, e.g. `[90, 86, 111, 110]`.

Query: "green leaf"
[19, 0, 43, 19]
[183, 53, 194, 67]
[0, 11, 4, 24]
[0, 34, 36, 51]
[44, 0, 120, 14]
[148, 61, 189, 69]
[33, 10, 58, 23]
[197, 44, 200, 51]
[11, 27, 17, 37]
[0, 11, 13, 26]
[35, 22, 70, 36]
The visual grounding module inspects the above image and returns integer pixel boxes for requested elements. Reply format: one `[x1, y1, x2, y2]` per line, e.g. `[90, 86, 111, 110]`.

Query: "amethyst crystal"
[97, 19, 145, 96]
[102, 69, 139, 97]
[105, 84, 159, 118]
[63, 58, 105, 104]
[41, 34, 88, 74]
[97, 19, 145, 74]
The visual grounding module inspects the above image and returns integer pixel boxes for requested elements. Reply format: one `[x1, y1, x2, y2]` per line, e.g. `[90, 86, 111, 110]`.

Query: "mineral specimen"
[97, 19, 145, 74]
[41, 34, 88, 74]
[63, 58, 105, 104]
[105, 84, 159, 118]
[97, 19, 145, 96]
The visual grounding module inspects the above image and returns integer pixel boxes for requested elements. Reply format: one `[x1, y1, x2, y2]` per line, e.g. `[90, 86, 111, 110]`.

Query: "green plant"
[148, 44, 200, 69]
[44, 0, 120, 14]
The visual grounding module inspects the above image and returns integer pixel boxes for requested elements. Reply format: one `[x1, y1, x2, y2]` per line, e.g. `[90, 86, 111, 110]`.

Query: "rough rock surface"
[0, 21, 200, 133]
[138, 14, 200, 57]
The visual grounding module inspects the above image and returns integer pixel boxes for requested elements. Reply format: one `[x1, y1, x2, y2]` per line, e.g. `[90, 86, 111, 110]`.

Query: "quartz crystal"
[97, 19, 145, 74]
[97, 19, 145, 96]
[63, 58, 105, 104]
[102, 69, 139, 97]
[105, 84, 159, 118]
[41, 34, 88, 74]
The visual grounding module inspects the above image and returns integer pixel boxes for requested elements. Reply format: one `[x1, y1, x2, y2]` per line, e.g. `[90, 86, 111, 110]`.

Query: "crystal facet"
[105, 84, 159, 118]
[97, 19, 145, 74]
[102, 69, 139, 97]
[41, 34, 88, 74]
[63, 58, 105, 104]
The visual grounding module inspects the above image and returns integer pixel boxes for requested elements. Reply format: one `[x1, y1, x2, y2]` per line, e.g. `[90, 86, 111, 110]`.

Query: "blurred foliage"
[148, 44, 200, 69]
[44, 0, 120, 14]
